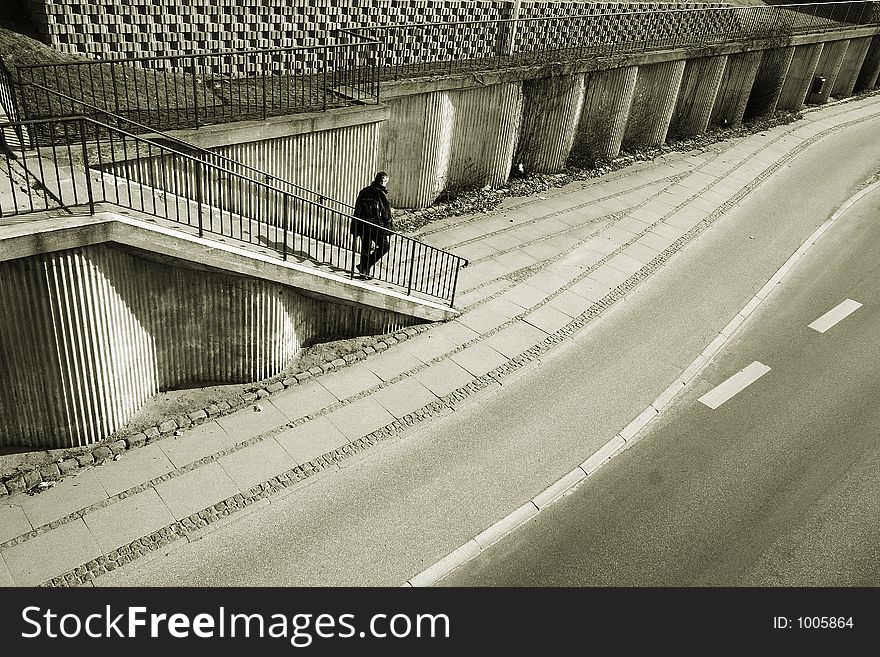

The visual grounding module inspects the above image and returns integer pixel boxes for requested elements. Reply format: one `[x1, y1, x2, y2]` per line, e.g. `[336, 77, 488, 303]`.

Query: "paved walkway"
[2, 92, 880, 587]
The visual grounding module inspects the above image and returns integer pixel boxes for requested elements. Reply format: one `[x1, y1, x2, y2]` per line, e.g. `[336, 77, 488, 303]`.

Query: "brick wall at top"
[25, 0, 731, 60]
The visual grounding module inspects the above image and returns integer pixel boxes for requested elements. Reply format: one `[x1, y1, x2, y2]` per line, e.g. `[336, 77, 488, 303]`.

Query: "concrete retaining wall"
[380, 82, 522, 207]
[515, 74, 585, 174]
[668, 55, 726, 138]
[855, 35, 880, 91]
[0, 242, 416, 449]
[217, 122, 380, 212]
[833, 36, 873, 97]
[807, 39, 850, 104]
[710, 50, 762, 127]
[778, 42, 825, 110]
[571, 66, 638, 163]
[622, 60, 685, 150]
[744, 46, 794, 120]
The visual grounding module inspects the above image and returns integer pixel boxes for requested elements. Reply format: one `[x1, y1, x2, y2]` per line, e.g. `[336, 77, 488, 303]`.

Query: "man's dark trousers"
[359, 224, 390, 274]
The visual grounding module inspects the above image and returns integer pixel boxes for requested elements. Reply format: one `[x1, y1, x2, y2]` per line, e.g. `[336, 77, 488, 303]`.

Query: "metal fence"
[0, 117, 466, 306]
[10, 30, 381, 133]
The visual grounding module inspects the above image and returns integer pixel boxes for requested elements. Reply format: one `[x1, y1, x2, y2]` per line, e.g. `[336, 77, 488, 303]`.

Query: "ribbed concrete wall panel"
[380, 92, 454, 208]
[807, 40, 850, 105]
[6, 248, 160, 448]
[0, 243, 418, 449]
[854, 35, 880, 92]
[833, 37, 872, 97]
[778, 43, 825, 111]
[709, 50, 762, 127]
[516, 74, 585, 173]
[572, 66, 638, 163]
[745, 47, 795, 120]
[669, 55, 726, 138]
[0, 259, 65, 449]
[218, 122, 379, 211]
[447, 83, 522, 191]
[622, 60, 685, 150]
[100, 123, 380, 245]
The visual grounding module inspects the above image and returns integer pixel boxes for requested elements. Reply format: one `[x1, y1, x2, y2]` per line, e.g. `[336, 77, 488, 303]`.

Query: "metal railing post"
[191, 56, 200, 128]
[375, 40, 382, 104]
[79, 118, 95, 215]
[323, 45, 328, 112]
[448, 259, 464, 308]
[282, 194, 289, 261]
[262, 51, 268, 119]
[195, 153, 204, 237]
[406, 239, 416, 295]
[350, 226, 359, 279]
[109, 62, 121, 116]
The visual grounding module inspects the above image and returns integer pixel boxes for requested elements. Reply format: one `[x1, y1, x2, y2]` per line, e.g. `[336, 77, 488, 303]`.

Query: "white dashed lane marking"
[808, 298, 862, 333]
[698, 361, 771, 410]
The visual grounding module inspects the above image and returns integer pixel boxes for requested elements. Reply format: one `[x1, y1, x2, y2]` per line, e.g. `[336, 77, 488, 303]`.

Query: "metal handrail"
[0, 116, 467, 306]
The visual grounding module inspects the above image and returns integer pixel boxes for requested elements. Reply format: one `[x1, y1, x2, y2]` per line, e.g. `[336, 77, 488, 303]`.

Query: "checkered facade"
[515, 2, 735, 53]
[25, 1, 732, 61]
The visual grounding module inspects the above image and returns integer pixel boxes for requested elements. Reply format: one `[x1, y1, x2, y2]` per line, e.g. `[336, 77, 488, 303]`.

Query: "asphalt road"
[98, 109, 880, 587]
[440, 184, 880, 586]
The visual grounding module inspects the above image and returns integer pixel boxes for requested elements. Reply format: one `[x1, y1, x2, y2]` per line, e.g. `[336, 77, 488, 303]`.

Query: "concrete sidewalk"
[2, 93, 880, 588]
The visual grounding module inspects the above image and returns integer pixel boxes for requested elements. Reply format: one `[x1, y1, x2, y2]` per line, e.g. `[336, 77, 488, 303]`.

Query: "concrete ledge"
[700, 332, 728, 360]
[739, 296, 763, 318]
[380, 27, 880, 99]
[0, 211, 457, 323]
[720, 314, 745, 337]
[154, 103, 391, 150]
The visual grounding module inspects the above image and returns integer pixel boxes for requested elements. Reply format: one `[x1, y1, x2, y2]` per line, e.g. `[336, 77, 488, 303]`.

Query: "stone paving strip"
[2, 94, 879, 587]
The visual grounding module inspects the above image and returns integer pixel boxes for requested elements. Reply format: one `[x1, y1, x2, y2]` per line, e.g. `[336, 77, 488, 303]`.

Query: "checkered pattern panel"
[25, 0, 513, 59]
[23, 0, 758, 78]
[25, 1, 740, 60]
[515, 2, 736, 53]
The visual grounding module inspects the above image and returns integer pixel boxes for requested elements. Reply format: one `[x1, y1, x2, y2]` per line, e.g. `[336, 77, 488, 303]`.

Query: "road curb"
[532, 467, 587, 510]
[404, 178, 880, 587]
[473, 502, 539, 549]
[407, 540, 482, 587]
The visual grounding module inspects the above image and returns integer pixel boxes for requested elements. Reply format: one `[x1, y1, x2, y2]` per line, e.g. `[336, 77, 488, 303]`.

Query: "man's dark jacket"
[351, 182, 392, 235]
